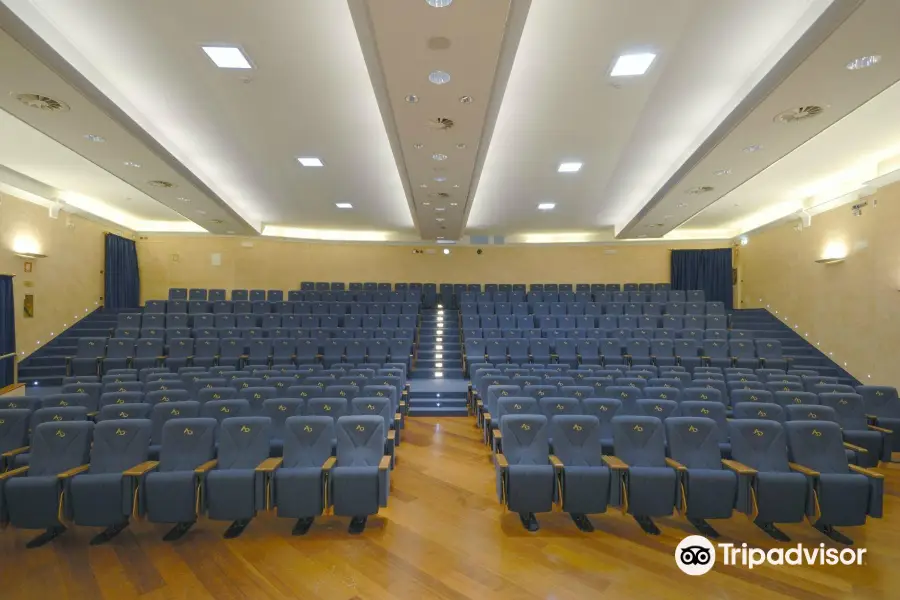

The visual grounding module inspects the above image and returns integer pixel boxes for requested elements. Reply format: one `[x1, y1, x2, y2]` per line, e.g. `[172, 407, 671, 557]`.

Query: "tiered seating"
[0, 363, 405, 546]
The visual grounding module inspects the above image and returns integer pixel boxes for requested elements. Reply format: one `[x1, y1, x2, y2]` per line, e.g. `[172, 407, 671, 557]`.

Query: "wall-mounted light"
[818, 240, 848, 264]
[815, 257, 845, 265]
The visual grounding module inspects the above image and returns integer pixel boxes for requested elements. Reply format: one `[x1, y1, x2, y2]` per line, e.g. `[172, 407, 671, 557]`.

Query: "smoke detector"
[428, 117, 454, 130]
[774, 106, 824, 124]
[13, 93, 70, 112]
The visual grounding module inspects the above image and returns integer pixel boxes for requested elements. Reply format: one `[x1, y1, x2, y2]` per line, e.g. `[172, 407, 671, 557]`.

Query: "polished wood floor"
[1, 416, 898, 599]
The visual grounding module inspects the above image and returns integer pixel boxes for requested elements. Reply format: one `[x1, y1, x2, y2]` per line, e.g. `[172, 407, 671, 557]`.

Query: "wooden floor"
[1, 417, 899, 600]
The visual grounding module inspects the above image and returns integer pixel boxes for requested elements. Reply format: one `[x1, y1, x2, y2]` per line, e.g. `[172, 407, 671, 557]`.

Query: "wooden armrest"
[549, 455, 563, 468]
[495, 453, 509, 469]
[493, 430, 502, 441]
[394, 413, 401, 422]
[194, 459, 218, 474]
[123, 461, 159, 476]
[483, 412, 491, 422]
[378, 455, 391, 470]
[868, 424, 892, 433]
[721, 459, 756, 475]
[58, 464, 90, 479]
[1, 446, 30, 458]
[789, 462, 819, 477]
[843, 442, 868, 453]
[322, 456, 337, 471]
[387, 430, 396, 441]
[602, 455, 628, 470]
[849, 464, 884, 479]
[256, 457, 283, 472]
[665, 457, 687, 471]
[0, 465, 29, 480]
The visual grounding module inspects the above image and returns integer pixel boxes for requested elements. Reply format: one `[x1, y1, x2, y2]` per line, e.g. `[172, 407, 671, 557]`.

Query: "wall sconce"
[815, 257, 845, 265]
[817, 240, 848, 264]
[14, 252, 47, 259]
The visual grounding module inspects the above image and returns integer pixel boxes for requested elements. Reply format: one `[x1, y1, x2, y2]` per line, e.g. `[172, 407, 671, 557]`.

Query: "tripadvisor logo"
[675, 535, 867, 575]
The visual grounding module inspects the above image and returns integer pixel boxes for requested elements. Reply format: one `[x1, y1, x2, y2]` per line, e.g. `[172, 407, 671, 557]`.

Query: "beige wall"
[740, 181, 900, 389]
[0, 193, 109, 360]
[137, 236, 727, 301]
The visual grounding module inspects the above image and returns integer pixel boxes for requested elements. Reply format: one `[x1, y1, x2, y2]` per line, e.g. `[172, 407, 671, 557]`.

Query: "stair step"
[415, 359, 463, 369]
[18, 365, 67, 377]
[411, 368, 465, 380]
[416, 349, 461, 359]
[407, 406, 469, 417]
[20, 356, 67, 367]
[410, 396, 467, 408]
[24, 375, 65, 388]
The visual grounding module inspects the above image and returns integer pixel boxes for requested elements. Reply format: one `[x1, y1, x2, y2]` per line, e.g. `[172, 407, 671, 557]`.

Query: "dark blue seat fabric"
[732, 402, 784, 422]
[855, 386, 900, 450]
[206, 417, 272, 522]
[70, 419, 152, 527]
[495, 415, 554, 515]
[582, 398, 621, 454]
[610, 416, 676, 518]
[330, 416, 389, 517]
[678, 401, 730, 457]
[820, 392, 891, 467]
[665, 417, 736, 520]
[550, 415, 610, 516]
[274, 416, 336, 519]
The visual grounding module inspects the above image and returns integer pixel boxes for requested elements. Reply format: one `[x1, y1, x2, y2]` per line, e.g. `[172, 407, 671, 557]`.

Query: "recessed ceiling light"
[335, 203, 353, 209]
[177, 197, 191, 202]
[663, 214, 673, 220]
[558, 162, 582, 173]
[196, 210, 207, 215]
[423, 202, 431, 206]
[714, 169, 731, 176]
[84, 134, 105, 142]
[610, 52, 656, 77]
[123, 161, 141, 168]
[743, 144, 762, 153]
[459, 95, 473, 104]
[434, 176, 447, 182]
[537, 203, 556, 210]
[297, 157, 324, 167]
[676, 203, 688, 208]
[432, 153, 447, 161]
[450, 202, 458, 206]
[452, 184, 460, 188]
[405, 94, 419, 103]
[846, 55, 881, 70]
[414, 143, 424, 149]
[443, 248, 451, 255]
[435, 208, 446, 213]
[435, 217, 445, 222]
[456, 143, 466, 149]
[419, 184, 428, 188]
[201, 45, 252, 69]
[226, 230, 235, 234]
[426, 0, 452, 6]
[637, 234, 648, 238]
[429, 70, 451, 85]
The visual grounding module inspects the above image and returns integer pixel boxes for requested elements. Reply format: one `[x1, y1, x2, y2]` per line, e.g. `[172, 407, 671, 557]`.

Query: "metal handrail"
[0, 351, 18, 386]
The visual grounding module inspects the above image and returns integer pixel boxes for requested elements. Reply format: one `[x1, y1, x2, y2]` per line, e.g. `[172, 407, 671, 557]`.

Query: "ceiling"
[0, 0, 899, 244]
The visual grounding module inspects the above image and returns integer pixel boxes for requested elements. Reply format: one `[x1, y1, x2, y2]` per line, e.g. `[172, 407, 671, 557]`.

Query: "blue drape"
[0, 275, 15, 388]
[671, 248, 734, 309]
[104, 233, 140, 310]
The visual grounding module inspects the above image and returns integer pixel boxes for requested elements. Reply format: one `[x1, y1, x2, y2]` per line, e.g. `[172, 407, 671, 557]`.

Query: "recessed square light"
[558, 162, 582, 173]
[335, 203, 353, 209]
[297, 157, 324, 167]
[610, 52, 656, 77]
[538, 203, 556, 210]
[201, 46, 252, 69]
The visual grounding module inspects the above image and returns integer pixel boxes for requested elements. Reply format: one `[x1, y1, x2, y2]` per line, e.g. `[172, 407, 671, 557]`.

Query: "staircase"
[17, 309, 117, 388]
[730, 309, 858, 385]
[407, 308, 468, 416]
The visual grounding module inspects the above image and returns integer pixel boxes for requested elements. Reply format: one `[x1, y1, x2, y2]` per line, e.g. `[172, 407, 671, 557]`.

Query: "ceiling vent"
[774, 106, 824, 124]
[428, 117, 454, 130]
[14, 93, 69, 112]
[148, 180, 176, 188]
[428, 192, 451, 198]
[685, 186, 714, 195]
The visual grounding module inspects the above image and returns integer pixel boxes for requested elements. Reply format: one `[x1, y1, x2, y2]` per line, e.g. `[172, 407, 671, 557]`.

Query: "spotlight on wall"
[739, 236, 748, 246]
[443, 248, 450, 255]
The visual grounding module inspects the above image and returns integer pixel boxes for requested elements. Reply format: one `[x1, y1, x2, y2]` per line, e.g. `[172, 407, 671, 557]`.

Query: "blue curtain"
[105, 233, 140, 310]
[0, 275, 15, 388]
[671, 248, 734, 309]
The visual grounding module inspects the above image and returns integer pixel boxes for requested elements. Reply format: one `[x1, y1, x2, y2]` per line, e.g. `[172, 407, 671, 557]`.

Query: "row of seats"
[0, 415, 392, 547]
[463, 338, 789, 371]
[460, 291, 707, 305]
[68, 337, 415, 376]
[461, 327, 742, 344]
[461, 314, 727, 332]
[124, 312, 420, 330]
[144, 300, 422, 315]
[460, 303, 724, 319]
[492, 413, 883, 544]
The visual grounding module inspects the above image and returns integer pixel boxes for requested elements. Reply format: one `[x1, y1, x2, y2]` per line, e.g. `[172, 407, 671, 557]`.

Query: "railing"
[0, 351, 18, 387]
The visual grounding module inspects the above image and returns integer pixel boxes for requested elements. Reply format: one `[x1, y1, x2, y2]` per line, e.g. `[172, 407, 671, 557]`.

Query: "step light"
[435, 353, 443, 359]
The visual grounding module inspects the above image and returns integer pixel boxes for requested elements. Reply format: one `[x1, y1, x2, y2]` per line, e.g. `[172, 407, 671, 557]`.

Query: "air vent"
[685, 186, 714, 195]
[774, 106, 824, 124]
[428, 117, 454, 130]
[14, 93, 69, 112]
[428, 192, 451, 198]
[148, 180, 176, 188]
[209, 219, 224, 224]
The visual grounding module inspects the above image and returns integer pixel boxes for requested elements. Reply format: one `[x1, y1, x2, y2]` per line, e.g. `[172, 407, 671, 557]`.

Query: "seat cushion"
[817, 473, 870, 527]
[755, 471, 807, 523]
[626, 466, 676, 517]
[71, 473, 130, 527]
[684, 469, 736, 520]
[4, 475, 62, 530]
[145, 471, 197, 524]
[506, 464, 555, 514]
[331, 466, 380, 517]
[205, 469, 258, 521]
[561, 465, 610, 515]
[275, 467, 324, 519]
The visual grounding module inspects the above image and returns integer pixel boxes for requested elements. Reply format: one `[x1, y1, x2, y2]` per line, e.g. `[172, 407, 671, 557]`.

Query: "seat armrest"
[843, 442, 868, 453]
[1, 446, 29, 458]
[0, 465, 29, 480]
[378, 455, 391, 471]
[665, 457, 687, 471]
[123, 461, 159, 476]
[788, 462, 819, 477]
[58, 464, 90, 479]
[868, 424, 892, 433]
[495, 453, 509, 469]
[387, 430, 396, 441]
[483, 412, 491, 423]
[602, 455, 628, 470]
[721, 459, 757, 475]
[194, 459, 218, 474]
[256, 457, 283, 472]
[322, 456, 337, 471]
[849, 464, 884, 479]
[549, 455, 563, 469]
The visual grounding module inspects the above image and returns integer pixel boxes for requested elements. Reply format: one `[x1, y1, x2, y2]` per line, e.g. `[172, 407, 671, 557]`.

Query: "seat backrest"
[550, 415, 604, 467]
[499, 415, 549, 465]
[307, 397, 349, 421]
[29, 421, 94, 476]
[611, 415, 666, 467]
[538, 397, 581, 419]
[150, 401, 200, 443]
[732, 402, 784, 422]
[282, 416, 335, 468]
[727, 419, 791, 472]
[89, 419, 152, 473]
[335, 415, 385, 466]
[665, 417, 723, 469]
[497, 397, 540, 421]
[201, 399, 251, 424]
[784, 404, 837, 423]
[815, 392, 866, 431]
[217, 417, 272, 469]
[784, 421, 849, 474]
[0, 408, 32, 453]
[158, 418, 217, 471]
[855, 385, 900, 418]
[773, 391, 818, 408]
